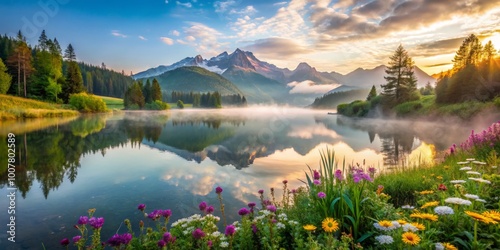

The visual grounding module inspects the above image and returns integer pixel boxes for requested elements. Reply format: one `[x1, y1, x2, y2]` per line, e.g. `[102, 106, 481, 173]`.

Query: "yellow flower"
[303, 224, 316, 231]
[420, 201, 439, 209]
[402, 232, 421, 245]
[410, 213, 438, 222]
[444, 165, 450, 170]
[322, 217, 339, 233]
[437, 176, 443, 180]
[442, 242, 458, 250]
[397, 219, 407, 225]
[419, 190, 434, 195]
[465, 211, 497, 224]
[410, 222, 425, 231]
[483, 210, 500, 222]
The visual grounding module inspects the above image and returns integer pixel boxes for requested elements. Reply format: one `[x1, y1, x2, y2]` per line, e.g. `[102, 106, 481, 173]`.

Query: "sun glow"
[485, 32, 500, 49]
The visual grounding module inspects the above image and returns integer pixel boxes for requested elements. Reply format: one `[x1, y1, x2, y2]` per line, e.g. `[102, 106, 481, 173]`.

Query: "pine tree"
[38, 30, 49, 51]
[143, 79, 152, 103]
[7, 31, 33, 97]
[381, 45, 418, 106]
[452, 34, 482, 73]
[151, 78, 162, 101]
[0, 58, 12, 94]
[64, 43, 76, 61]
[61, 44, 84, 102]
[124, 82, 145, 109]
[366, 85, 377, 101]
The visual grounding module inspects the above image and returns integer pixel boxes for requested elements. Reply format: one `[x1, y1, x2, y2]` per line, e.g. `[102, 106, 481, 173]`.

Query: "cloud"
[160, 37, 174, 45]
[185, 35, 196, 42]
[183, 22, 227, 56]
[288, 123, 339, 139]
[425, 62, 453, 68]
[165, 0, 169, 3]
[111, 30, 127, 38]
[414, 37, 466, 56]
[230, 5, 258, 15]
[176, 1, 192, 8]
[138, 35, 147, 41]
[176, 39, 189, 45]
[287, 80, 339, 94]
[214, 0, 236, 13]
[273, 1, 288, 6]
[242, 37, 312, 59]
[172, 30, 180, 36]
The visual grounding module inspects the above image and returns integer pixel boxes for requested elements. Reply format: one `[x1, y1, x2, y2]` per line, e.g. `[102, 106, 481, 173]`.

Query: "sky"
[0, 0, 499, 76]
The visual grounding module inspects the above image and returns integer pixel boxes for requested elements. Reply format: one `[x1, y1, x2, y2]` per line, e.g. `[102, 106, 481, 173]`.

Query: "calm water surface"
[0, 107, 497, 249]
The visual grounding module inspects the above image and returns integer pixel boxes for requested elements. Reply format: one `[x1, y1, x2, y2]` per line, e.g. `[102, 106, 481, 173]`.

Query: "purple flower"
[353, 176, 361, 183]
[207, 240, 213, 248]
[161, 209, 172, 218]
[192, 228, 205, 240]
[238, 207, 250, 216]
[368, 167, 376, 175]
[163, 232, 172, 243]
[283, 180, 288, 184]
[77, 216, 88, 225]
[225, 225, 236, 236]
[89, 217, 104, 229]
[157, 240, 166, 247]
[252, 224, 258, 234]
[263, 199, 272, 206]
[107, 233, 132, 247]
[291, 189, 297, 194]
[215, 186, 223, 194]
[72, 235, 81, 243]
[137, 204, 146, 211]
[258, 189, 264, 194]
[318, 192, 326, 199]
[313, 170, 321, 180]
[206, 206, 214, 214]
[148, 210, 161, 220]
[248, 202, 256, 208]
[199, 201, 207, 211]
[313, 179, 321, 186]
[266, 205, 277, 212]
[60, 238, 70, 246]
[334, 169, 344, 181]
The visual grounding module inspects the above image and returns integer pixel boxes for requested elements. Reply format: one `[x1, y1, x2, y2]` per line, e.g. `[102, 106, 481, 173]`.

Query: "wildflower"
[402, 224, 418, 232]
[89, 217, 104, 229]
[60, 238, 70, 246]
[410, 222, 425, 231]
[220, 241, 229, 248]
[421, 201, 439, 209]
[317, 192, 326, 199]
[322, 217, 339, 233]
[77, 216, 88, 225]
[266, 205, 277, 212]
[313, 179, 321, 186]
[472, 178, 491, 184]
[215, 186, 223, 194]
[282, 180, 288, 184]
[157, 240, 166, 247]
[465, 211, 497, 224]
[419, 190, 434, 195]
[258, 189, 264, 194]
[375, 235, 394, 244]
[435, 243, 445, 250]
[192, 228, 206, 239]
[464, 194, 479, 200]
[206, 206, 214, 214]
[334, 169, 343, 181]
[445, 197, 472, 206]
[434, 206, 454, 215]
[402, 205, 415, 210]
[313, 170, 321, 180]
[376, 185, 384, 195]
[397, 219, 407, 225]
[225, 225, 236, 236]
[303, 224, 317, 231]
[438, 183, 447, 191]
[238, 208, 250, 216]
[460, 167, 472, 171]
[442, 242, 458, 250]
[476, 198, 486, 203]
[466, 171, 481, 175]
[368, 167, 376, 175]
[161, 209, 171, 218]
[107, 233, 132, 247]
[402, 232, 421, 245]
[466, 158, 475, 161]
[410, 213, 438, 221]
[276, 222, 286, 229]
[199, 201, 207, 211]
[373, 220, 397, 231]
[137, 204, 146, 211]
[248, 202, 256, 208]
[72, 235, 81, 243]
[483, 210, 500, 222]
[163, 232, 172, 243]
[457, 161, 469, 165]
[450, 180, 466, 184]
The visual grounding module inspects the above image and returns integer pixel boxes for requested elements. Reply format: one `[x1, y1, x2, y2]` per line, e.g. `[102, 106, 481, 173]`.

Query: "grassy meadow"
[0, 94, 79, 120]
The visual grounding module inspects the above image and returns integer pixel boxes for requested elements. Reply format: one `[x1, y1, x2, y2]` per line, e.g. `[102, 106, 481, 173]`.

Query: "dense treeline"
[168, 91, 247, 107]
[124, 78, 168, 110]
[0, 31, 133, 104]
[310, 89, 370, 109]
[435, 34, 500, 103]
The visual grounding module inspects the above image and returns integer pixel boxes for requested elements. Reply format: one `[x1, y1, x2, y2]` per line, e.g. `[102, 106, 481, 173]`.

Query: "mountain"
[133, 55, 224, 79]
[143, 66, 243, 95]
[336, 65, 436, 88]
[287, 62, 340, 85]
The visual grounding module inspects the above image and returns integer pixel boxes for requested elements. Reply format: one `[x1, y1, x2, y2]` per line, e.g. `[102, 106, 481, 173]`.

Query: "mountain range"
[134, 49, 436, 105]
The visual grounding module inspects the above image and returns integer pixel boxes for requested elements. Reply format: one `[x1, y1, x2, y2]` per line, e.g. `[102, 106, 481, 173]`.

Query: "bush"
[69, 93, 107, 113]
[145, 100, 169, 110]
[176, 100, 184, 109]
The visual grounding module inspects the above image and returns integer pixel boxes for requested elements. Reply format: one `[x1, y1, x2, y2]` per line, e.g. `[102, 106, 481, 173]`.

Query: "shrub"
[145, 100, 169, 110]
[69, 93, 107, 113]
[177, 100, 185, 109]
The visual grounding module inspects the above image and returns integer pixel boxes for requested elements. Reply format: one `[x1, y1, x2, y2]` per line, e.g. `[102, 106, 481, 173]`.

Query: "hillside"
[0, 94, 79, 119]
[142, 66, 243, 96]
[310, 89, 371, 109]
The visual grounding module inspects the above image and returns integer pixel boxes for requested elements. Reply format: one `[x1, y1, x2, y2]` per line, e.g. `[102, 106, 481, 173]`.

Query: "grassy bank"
[97, 95, 125, 110]
[0, 94, 79, 120]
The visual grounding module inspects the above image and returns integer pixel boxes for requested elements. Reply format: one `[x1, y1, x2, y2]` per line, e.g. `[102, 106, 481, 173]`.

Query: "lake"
[0, 107, 497, 249]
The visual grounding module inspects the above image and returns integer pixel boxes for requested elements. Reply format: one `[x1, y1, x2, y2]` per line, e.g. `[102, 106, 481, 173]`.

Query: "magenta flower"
[291, 189, 297, 194]
[207, 240, 213, 248]
[313, 179, 321, 186]
[258, 189, 264, 194]
[157, 240, 166, 247]
[206, 206, 214, 214]
[192, 228, 206, 239]
[368, 167, 376, 175]
[77, 216, 88, 225]
[163, 232, 172, 242]
[137, 204, 146, 211]
[72, 235, 81, 243]
[248, 202, 256, 208]
[266, 205, 277, 212]
[107, 233, 132, 247]
[238, 207, 250, 216]
[89, 217, 104, 229]
[334, 169, 344, 181]
[252, 224, 258, 234]
[313, 170, 321, 180]
[148, 210, 161, 220]
[225, 225, 236, 236]
[60, 238, 70, 246]
[161, 209, 172, 218]
[318, 192, 326, 199]
[215, 186, 223, 194]
[199, 201, 207, 211]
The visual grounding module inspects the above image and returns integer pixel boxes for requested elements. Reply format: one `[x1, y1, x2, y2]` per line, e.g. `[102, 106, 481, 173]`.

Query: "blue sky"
[1, 0, 499, 75]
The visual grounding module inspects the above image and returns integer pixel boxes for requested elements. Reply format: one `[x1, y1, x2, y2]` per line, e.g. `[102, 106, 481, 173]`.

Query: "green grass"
[0, 94, 79, 120]
[96, 95, 124, 110]
[167, 103, 193, 109]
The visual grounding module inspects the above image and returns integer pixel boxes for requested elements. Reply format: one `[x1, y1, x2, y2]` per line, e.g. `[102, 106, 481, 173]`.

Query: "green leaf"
[342, 193, 354, 214]
[357, 232, 374, 243]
